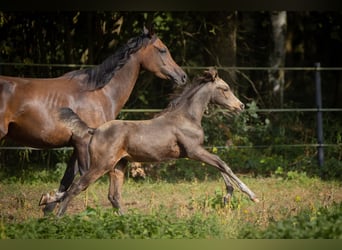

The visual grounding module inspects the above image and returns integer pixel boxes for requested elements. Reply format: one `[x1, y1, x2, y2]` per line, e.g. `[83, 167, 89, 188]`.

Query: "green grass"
[1, 174, 341, 239]
[1, 208, 228, 239]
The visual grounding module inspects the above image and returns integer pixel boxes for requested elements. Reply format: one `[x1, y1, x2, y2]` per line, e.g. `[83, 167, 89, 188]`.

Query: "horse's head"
[138, 26, 187, 86]
[206, 68, 244, 113]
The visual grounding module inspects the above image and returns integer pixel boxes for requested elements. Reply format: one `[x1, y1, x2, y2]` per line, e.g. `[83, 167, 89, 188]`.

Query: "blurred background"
[0, 11, 341, 181]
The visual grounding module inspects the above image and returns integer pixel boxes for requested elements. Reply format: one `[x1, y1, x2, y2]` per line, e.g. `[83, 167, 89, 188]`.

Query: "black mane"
[65, 33, 155, 90]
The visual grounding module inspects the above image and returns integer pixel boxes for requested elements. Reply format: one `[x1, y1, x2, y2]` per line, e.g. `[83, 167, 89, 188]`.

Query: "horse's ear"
[149, 23, 155, 36]
[204, 67, 218, 81]
[143, 24, 155, 38]
[143, 26, 148, 35]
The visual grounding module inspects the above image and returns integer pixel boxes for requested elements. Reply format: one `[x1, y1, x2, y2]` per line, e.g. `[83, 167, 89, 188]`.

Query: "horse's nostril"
[240, 103, 245, 110]
[182, 74, 187, 83]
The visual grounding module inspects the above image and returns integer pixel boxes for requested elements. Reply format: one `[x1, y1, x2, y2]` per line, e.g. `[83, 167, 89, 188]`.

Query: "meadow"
[1, 167, 341, 239]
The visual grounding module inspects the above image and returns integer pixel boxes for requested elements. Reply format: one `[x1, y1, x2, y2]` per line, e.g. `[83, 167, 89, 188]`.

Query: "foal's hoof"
[114, 208, 125, 216]
[223, 196, 231, 206]
[39, 193, 50, 206]
[252, 197, 260, 203]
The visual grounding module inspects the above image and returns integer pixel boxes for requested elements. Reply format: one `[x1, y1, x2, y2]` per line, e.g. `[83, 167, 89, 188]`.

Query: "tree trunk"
[86, 12, 94, 65]
[225, 11, 238, 85]
[208, 11, 238, 86]
[268, 11, 287, 108]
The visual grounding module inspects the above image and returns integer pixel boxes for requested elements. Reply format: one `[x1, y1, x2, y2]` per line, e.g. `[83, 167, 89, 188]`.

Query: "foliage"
[1, 207, 226, 239]
[239, 202, 342, 238]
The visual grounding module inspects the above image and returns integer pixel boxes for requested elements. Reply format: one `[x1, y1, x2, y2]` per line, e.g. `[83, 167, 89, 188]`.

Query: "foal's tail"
[59, 107, 95, 138]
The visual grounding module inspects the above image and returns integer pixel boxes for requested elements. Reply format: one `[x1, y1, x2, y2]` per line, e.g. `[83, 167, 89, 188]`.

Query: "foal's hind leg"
[108, 158, 128, 215]
[57, 160, 116, 217]
[42, 133, 92, 215]
[42, 151, 79, 215]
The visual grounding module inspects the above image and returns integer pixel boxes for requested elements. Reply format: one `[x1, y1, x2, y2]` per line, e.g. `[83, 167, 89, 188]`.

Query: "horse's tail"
[59, 107, 95, 138]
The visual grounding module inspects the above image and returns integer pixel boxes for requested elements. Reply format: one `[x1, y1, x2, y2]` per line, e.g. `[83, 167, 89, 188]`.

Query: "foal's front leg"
[220, 173, 234, 204]
[188, 146, 259, 202]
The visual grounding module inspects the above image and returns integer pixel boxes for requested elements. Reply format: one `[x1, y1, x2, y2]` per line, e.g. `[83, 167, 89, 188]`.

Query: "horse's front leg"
[188, 146, 259, 203]
[108, 158, 128, 215]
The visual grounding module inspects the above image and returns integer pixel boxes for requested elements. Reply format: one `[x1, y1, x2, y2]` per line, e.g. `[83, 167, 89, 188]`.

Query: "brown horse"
[50, 68, 259, 217]
[0, 27, 187, 214]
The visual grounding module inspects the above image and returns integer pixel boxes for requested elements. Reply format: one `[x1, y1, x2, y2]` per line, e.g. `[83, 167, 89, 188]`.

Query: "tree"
[268, 11, 287, 108]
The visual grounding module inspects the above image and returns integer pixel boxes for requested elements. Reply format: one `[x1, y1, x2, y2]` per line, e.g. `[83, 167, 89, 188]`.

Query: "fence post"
[315, 62, 324, 168]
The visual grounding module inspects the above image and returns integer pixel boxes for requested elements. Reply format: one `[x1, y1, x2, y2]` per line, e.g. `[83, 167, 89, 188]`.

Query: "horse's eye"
[219, 87, 229, 92]
[158, 47, 167, 53]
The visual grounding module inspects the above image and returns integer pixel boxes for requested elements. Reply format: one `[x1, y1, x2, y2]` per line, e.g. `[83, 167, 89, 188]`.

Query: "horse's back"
[0, 74, 78, 87]
[0, 74, 83, 146]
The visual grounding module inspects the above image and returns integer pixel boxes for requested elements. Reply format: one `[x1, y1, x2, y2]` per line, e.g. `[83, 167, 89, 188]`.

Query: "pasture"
[0, 165, 341, 239]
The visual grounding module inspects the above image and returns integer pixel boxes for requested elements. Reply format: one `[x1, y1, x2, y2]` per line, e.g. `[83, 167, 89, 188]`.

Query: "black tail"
[59, 108, 95, 138]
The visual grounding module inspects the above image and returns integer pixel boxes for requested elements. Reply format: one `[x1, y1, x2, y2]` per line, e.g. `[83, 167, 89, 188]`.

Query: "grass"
[0, 173, 341, 238]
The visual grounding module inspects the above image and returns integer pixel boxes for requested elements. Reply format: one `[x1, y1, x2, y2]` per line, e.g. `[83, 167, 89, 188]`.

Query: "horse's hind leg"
[108, 158, 128, 215]
[0, 80, 12, 140]
[0, 112, 9, 141]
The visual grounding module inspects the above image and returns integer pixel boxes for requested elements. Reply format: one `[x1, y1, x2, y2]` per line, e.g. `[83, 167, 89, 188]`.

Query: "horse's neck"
[181, 87, 211, 124]
[102, 56, 141, 116]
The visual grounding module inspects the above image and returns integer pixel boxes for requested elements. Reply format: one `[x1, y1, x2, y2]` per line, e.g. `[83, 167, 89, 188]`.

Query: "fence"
[1, 63, 342, 169]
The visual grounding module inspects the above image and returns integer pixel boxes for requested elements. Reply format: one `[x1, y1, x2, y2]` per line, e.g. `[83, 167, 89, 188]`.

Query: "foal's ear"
[203, 67, 218, 81]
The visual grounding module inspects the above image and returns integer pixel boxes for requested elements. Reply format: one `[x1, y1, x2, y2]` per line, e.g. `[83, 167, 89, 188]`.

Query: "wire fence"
[2, 62, 342, 71]
[1, 63, 341, 165]
[1, 108, 341, 150]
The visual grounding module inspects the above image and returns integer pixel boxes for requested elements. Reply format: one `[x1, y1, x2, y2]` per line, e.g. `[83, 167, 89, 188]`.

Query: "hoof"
[39, 193, 50, 206]
[252, 197, 260, 203]
[39, 191, 64, 206]
[223, 195, 231, 206]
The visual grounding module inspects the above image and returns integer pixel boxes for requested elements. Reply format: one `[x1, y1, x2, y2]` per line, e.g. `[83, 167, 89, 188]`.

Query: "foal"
[54, 68, 259, 216]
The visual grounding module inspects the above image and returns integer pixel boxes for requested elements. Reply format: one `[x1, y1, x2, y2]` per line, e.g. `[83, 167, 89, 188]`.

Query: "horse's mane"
[65, 33, 156, 91]
[156, 70, 215, 117]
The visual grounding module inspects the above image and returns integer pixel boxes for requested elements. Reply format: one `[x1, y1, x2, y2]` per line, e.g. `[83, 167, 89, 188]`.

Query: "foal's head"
[138, 26, 187, 86]
[204, 68, 244, 113]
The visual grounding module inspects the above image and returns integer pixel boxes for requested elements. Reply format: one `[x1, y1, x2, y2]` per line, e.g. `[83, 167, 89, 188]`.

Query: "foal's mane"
[65, 32, 156, 91]
[156, 70, 215, 117]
